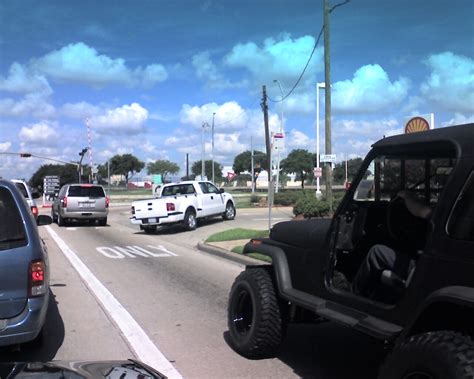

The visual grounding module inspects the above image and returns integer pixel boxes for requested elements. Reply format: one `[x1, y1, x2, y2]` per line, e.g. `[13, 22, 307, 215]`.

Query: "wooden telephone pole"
[324, 0, 334, 212]
[262, 85, 273, 230]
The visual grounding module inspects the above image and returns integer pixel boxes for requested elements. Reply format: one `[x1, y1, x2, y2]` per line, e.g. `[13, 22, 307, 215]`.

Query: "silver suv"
[0, 179, 51, 346]
[52, 184, 109, 226]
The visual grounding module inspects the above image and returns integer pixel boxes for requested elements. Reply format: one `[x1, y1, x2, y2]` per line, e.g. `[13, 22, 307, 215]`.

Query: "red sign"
[314, 167, 322, 178]
[227, 172, 237, 182]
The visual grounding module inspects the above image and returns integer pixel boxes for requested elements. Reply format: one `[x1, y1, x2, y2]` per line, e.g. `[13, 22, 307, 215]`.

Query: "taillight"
[31, 205, 39, 219]
[106, 196, 109, 208]
[62, 196, 67, 208]
[166, 203, 175, 212]
[29, 260, 46, 297]
[131, 206, 135, 215]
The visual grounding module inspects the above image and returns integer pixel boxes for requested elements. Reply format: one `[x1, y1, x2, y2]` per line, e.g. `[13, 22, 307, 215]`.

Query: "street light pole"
[273, 79, 284, 194]
[211, 112, 216, 184]
[201, 123, 209, 180]
[316, 82, 325, 198]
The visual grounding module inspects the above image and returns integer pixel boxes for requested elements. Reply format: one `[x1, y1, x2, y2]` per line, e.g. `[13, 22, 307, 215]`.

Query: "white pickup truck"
[130, 181, 236, 232]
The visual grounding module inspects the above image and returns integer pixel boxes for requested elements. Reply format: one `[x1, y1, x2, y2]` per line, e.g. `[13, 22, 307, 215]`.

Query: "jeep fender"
[401, 286, 474, 340]
[242, 241, 326, 310]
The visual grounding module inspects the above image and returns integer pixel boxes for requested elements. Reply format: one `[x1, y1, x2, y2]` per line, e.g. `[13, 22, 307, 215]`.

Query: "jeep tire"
[227, 266, 286, 359]
[379, 331, 474, 379]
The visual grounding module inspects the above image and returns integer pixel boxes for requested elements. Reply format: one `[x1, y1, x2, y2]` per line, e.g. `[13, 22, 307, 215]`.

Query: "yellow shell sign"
[405, 116, 430, 134]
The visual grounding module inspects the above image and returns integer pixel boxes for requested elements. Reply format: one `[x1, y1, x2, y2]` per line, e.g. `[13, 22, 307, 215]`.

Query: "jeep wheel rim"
[232, 289, 253, 335]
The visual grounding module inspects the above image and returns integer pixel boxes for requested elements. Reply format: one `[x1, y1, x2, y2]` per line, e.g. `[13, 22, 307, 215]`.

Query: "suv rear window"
[0, 187, 27, 251]
[68, 186, 105, 197]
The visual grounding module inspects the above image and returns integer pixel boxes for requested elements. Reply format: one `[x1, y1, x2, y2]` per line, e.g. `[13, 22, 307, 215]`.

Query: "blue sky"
[0, 0, 473, 181]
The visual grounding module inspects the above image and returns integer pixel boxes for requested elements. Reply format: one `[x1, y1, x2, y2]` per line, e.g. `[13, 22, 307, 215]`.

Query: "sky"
[0, 0, 473, 181]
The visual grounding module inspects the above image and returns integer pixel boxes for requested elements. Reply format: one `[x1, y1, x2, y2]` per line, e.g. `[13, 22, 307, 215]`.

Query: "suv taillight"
[29, 260, 46, 297]
[62, 196, 67, 208]
[31, 205, 39, 219]
[106, 196, 109, 208]
[166, 203, 175, 212]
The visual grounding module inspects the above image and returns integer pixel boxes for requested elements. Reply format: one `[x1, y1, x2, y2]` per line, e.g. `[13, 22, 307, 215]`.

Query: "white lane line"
[252, 217, 287, 221]
[45, 226, 182, 379]
[66, 227, 77, 231]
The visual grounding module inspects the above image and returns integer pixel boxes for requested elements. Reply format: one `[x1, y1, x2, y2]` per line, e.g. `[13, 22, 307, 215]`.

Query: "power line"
[268, 0, 350, 103]
[268, 26, 323, 103]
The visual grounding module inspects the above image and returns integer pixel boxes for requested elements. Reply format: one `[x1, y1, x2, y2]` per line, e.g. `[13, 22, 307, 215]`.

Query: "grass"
[230, 245, 273, 263]
[205, 228, 269, 243]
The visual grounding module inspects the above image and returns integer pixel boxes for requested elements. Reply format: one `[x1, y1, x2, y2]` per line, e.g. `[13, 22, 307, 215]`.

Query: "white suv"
[11, 179, 39, 220]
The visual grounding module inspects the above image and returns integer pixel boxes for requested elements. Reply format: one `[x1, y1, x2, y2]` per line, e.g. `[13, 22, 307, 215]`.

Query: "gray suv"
[52, 184, 109, 226]
[0, 179, 51, 346]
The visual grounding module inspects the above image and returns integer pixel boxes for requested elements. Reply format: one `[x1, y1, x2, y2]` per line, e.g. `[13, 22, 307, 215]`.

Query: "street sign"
[314, 167, 322, 178]
[227, 172, 237, 182]
[320, 154, 336, 163]
[271, 132, 285, 150]
[43, 175, 60, 195]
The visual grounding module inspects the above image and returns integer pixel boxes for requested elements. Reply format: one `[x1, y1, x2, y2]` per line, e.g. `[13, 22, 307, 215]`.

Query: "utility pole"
[186, 153, 189, 179]
[211, 112, 216, 183]
[323, 0, 333, 212]
[251, 137, 255, 194]
[261, 85, 273, 231]
[201, 122, 209, 180]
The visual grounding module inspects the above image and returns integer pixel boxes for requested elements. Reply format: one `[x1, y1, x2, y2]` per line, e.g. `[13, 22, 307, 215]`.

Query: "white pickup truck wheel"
[183, 210, 197, 231]
[223, 202, 236, 220]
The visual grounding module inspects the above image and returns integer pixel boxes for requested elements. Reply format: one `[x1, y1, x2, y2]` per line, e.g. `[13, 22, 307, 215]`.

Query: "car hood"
[0, 359, 166, 378]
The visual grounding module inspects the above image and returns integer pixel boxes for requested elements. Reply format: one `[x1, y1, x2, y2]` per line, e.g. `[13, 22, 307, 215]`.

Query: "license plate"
[79, 202, 93, 208]
[148, 218, 157, 223]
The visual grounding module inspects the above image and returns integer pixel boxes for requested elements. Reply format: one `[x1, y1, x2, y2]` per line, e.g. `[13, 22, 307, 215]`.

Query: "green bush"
[250, 194, 260, 203]
[273, 190, 305, 206]
[293, 194, 331, 218]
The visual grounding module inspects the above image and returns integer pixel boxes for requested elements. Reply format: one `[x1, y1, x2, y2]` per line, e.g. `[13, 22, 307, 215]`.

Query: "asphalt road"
[0, 205, 385, 378]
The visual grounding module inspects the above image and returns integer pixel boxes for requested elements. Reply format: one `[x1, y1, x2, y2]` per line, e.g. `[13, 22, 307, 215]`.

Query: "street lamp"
[316, 82, 325, 198]
[201, 123, 210, 180]
[211, 112, 216, 184]
[273, 79, 284, 193]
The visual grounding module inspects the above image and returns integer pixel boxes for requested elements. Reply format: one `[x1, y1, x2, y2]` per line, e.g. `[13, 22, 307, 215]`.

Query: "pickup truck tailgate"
[132, 199, 168, 219]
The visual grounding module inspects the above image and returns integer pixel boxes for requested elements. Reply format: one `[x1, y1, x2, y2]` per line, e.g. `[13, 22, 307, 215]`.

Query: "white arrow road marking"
[95, 245, 178, 259]
[45, 226, 182, 379]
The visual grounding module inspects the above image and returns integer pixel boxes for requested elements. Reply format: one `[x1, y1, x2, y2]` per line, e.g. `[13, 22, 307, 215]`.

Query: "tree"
[333, 158, 364, 184]
[147, 159, 180, 182]
[109, 154, 145, 185]
[29, 164, 78, 191]
[232, 150, 268, 174]
[191, 160, 223, 182]
[280, 149, 314, 189]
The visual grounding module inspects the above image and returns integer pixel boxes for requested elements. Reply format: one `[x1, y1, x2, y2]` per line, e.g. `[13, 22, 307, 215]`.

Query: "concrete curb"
[197, 241, 268, 266]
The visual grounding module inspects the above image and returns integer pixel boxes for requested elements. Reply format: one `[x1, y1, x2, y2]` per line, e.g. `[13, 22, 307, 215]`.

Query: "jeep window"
[447, 171, 474, 241]
[354, 155, 456, 204]
[68, 185, 105, 197]
[0, 187, 28, 251]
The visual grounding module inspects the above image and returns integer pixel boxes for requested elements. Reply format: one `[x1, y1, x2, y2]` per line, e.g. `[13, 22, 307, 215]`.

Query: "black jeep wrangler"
[227, 123, 474, 378]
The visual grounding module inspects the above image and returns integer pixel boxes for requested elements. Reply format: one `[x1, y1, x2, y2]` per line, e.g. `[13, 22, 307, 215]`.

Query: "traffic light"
[20, 153, 32, 158]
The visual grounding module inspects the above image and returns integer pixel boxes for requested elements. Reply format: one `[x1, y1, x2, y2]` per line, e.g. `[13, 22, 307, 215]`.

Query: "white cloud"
[19, 122, 57, 144]
[61, 101, 102, 119]
[334, 118, 400, 138]
[192, 51, 245, 89]
[443, 113, 474, 127]
[421, 52, 474, 113]
[30, 42, 168, 88]
[0, 142, 12, 152]
[0, 62, 52, 94]
[332, 64, 410, 114]
[0, 93, 56, 119]
[180, 101, 248, 130]
[224, 34, 323, 91]
[89, 103, 149, 134]
[286, 129, 313, 149]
